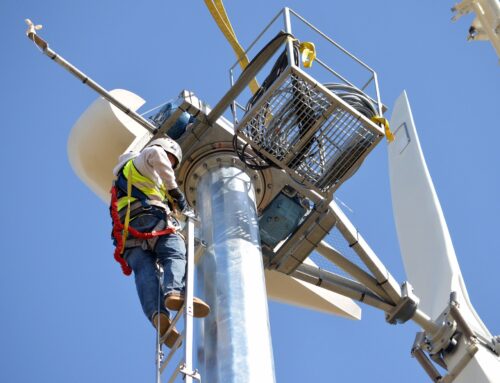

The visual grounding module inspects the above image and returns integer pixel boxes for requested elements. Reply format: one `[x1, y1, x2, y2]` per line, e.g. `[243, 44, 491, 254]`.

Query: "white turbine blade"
[453, 348, 500, 383]
[388, 91, 490, 338]
[68, 89, 150, 202]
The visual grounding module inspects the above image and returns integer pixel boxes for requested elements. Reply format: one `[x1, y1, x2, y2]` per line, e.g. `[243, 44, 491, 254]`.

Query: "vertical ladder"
[156, 216, 201, 383]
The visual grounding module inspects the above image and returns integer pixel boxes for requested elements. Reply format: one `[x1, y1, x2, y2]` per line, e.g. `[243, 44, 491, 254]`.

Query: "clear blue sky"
[1, 1, 499, 382]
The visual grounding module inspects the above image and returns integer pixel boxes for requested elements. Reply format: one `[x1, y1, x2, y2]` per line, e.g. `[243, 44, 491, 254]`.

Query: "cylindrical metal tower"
[196, 164, 276, 383]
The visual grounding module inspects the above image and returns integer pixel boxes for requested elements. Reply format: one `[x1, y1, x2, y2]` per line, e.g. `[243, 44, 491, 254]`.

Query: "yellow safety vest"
[117, 159, 167, 211]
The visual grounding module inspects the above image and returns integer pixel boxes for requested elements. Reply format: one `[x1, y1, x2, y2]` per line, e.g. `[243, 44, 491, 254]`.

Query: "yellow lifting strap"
[299, 42, 316, 68]
[204, 0, 260, 94]
[371, 116, 394, 142]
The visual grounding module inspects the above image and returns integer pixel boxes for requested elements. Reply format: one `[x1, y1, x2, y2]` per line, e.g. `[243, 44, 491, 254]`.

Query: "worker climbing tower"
[26, 3, 500, 382]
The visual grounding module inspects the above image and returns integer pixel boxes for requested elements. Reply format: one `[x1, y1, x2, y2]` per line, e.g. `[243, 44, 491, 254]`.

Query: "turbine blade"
[388, 91, 490, 337]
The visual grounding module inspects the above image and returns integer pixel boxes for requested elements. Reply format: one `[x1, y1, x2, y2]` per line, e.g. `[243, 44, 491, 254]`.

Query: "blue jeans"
[124, 212, 186, 322]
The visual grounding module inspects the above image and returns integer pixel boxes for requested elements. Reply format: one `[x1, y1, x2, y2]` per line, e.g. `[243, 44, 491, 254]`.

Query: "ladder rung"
[159, 305, 185, 344]
[179, 365, 202, 381]
[160, 331, 184, 374]
[166, 363, 202, 383]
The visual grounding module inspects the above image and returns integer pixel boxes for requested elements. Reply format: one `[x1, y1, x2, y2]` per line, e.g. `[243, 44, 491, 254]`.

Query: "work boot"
[164, 291, 211, 318]
[152, 312, 181, 348]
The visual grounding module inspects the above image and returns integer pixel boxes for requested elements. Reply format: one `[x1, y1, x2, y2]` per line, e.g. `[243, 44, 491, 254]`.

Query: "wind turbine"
[25, 4, 500, 381]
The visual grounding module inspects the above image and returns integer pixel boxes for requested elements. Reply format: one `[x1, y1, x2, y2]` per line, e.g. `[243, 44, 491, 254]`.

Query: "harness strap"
[121, 163, 134, 254]
[119, 200, 143, 221]
[115, 161, 175, 215]
[118, 199, 170, 221]
[110, 185, 176, 276]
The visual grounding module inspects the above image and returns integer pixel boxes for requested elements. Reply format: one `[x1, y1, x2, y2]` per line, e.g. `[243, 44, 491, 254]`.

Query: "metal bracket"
[194, 237, 207, 264]
[410, 291, 500, 382]
[411, 332, 443, 383]
[493, 336, 500, 355]
[180, 364, 202, 381]
[422, 308, 458, 357]
[386, 281, 419, 324]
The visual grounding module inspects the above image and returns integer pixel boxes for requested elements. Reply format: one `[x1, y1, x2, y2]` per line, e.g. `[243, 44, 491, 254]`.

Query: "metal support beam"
[411, 333, 443, 383]
[291, 264, 394, 312]
[329, 200, 402, 304]
[317, 231, 437, 333]
[292, 261, 438, 335]
[316, 241, 391, 302]
[196, 165, 276, 383]
[184, 217, 196, 382]
[207, 32, 290, 125]
[26, 26, 157, 134]
[283, 7, 296, 77]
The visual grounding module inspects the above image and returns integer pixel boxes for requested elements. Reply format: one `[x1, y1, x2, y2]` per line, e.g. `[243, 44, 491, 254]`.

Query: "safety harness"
[110, 159, 177, 276]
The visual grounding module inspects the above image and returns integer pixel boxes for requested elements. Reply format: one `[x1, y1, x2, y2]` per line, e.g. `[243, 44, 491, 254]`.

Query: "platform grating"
[237, 71, 379, 195]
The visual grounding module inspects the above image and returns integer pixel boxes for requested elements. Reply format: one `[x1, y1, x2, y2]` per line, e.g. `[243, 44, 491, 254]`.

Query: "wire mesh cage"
[236, 66, 382, 196]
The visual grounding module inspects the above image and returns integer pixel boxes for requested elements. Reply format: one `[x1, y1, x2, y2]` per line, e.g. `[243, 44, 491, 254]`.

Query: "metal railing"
[221, 7, 386, 200]
[228, 7, 384, 120]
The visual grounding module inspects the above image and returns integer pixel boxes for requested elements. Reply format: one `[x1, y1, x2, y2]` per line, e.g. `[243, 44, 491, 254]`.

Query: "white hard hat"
[147, 137, 183, 169]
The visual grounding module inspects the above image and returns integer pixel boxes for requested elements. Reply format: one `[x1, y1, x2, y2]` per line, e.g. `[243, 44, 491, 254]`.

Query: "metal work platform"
[236, 59, 381, 196]
[229, 8, 385, 200]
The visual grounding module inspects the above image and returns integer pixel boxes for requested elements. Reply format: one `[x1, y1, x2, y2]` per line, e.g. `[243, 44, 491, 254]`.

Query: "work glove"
[168, 187, 187, 211]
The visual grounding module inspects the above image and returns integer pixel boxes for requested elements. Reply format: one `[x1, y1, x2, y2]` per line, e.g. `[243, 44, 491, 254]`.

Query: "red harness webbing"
[110, 186, 175, 276]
